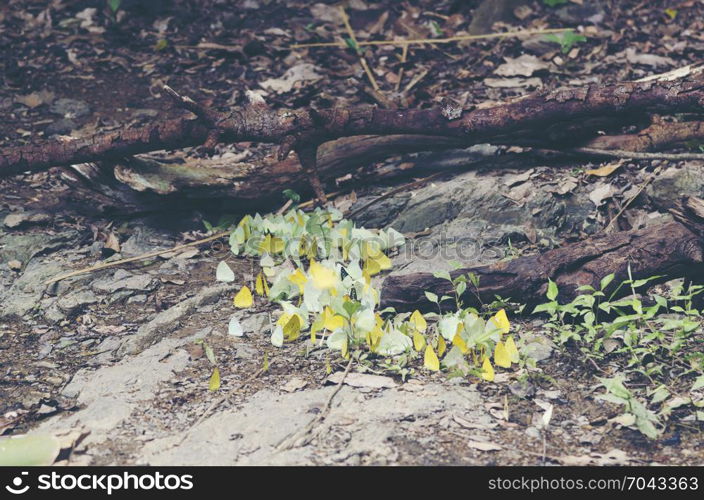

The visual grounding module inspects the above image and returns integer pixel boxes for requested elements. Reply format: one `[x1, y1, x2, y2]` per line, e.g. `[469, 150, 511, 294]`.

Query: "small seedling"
[544, 30, 587, 54]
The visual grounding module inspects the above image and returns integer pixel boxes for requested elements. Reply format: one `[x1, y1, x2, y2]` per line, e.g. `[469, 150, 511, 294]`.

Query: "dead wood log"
[2, 66, 704, 178]
[380, 197, 704, 312]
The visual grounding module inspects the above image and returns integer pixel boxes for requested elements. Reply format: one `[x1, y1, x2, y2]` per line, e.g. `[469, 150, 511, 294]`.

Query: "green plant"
[533, 270, 704, 438]
[219, 207, 525, 383]
[543, 0, 569, 6]
[106, 0, 122, 23]
[544, 30, 587, 54]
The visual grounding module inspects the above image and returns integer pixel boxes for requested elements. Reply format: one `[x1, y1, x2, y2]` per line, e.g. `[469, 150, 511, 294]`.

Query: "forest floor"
[1, 0, 703, 465]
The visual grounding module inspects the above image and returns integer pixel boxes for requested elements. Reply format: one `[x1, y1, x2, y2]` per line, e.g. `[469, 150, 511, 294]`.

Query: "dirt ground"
[1, 0, 703, 465]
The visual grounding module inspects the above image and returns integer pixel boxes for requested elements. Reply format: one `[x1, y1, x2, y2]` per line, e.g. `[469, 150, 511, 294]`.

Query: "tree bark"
[380, 198, 704, 312]
[2, 66, 703, 177]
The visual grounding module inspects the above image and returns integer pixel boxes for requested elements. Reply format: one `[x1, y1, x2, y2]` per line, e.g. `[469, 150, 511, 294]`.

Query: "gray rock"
[57, 289, 99, 314]
[648, 162, 704, 203]
[117, 282, 236, 356]
[138, 383, 490, 465]
[49, 98, 91, 118]
[45, 118, 78, 136]
[0, 260, 64, 319]
[120, 226, 172, 256]
[508, 379, 536, 399]
[127, 294, 148, 304]
[92, 271, 156, 294]
[555, 1, 605, 25]
[239, 312, 271, 336]
[3, 212, 50, 229]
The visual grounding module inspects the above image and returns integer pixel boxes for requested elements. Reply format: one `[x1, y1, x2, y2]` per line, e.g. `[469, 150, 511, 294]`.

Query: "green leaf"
[108, 0, 122, 13]
[424, 291, 439, 304]
[343, 300, 362, 319]
[546, 279, 558, 301]
[600, 273, 615, 290]
[282, 189, 301, 203]
[343, 37, 362, 55]
[433, 270, 452, 282]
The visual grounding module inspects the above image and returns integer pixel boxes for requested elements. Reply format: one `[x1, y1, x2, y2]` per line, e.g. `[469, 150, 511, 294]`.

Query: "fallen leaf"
[15, 90, 55, 108]
[495, 54, 549, 77]
[589, 183, 616, 207]
[625, 48, 676, 68]
[105, 232, 121, 253]
[260, 63, 323, 94]
[586, 160, 624, 177]
[466, 440, 502, 451]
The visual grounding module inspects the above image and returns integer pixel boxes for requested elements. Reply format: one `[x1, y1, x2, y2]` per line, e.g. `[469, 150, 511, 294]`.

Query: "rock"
[117, 283, 236, 355]
[57, 289, 99, 314]
[7, 260, 22, 271]
[127, 294, 147, 304]
[0, 230, 78, 266]
[508, 379, 536, 399]
[555, 1, 605, 25]
[92, 271, 156, 294]
[49, 98, 91, 118]
[0, 260, 65, 319]
[525, 426, 541, 440]
[138, 383, 490, 465]
[648, 162, 704, 203]
[3, 212, 50, 229]
[45, 118, 77, 136]
[120, 226, 172, 256]
[238, 312, 271, 336]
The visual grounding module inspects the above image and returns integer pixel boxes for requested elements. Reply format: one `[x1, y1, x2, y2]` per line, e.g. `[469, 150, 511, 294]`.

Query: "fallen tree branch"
[3, 65, 704, 178]
[381, 197, 704, 312]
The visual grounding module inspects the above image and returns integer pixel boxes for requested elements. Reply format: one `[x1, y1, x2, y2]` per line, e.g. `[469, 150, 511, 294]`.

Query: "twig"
[290, 27, 572, 49]
[339, 5, 381, 92]
[403, 68, 429, 94]
[603, 166, 662, 232]
[44, 231, 229, 285]
[347, 172, 444, 219]
[395, 45, 408, 93]
[275, 357, 354, 451]
[575, 147, 704, 161]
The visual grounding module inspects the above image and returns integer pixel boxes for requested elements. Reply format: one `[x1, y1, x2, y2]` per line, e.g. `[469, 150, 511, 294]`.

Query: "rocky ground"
[2, 0, 704, 465]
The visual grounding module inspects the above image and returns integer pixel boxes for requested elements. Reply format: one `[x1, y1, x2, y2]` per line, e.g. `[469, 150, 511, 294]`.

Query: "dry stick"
[395, 44, 409, 93]
[604, 166, 663, 232]
[44, 231, 229, 285]
[575, 147, 704, 161]
[44, 188, 342, 286]
[339, 5, 381, 92]
[275, 357, 354, 452]
[290, 27, 571, 49]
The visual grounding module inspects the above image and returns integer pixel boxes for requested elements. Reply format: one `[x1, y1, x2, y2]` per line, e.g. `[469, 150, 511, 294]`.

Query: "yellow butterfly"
[234, 286, 253, 308]
[424, 345, 440, 371]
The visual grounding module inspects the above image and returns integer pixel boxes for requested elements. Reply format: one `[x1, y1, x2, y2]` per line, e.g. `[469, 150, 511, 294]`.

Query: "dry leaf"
[15, 90, 55, 108]
[466, 440, 502, 451]
[495, 54, 549, 77]
[586, 160, 624, 177]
